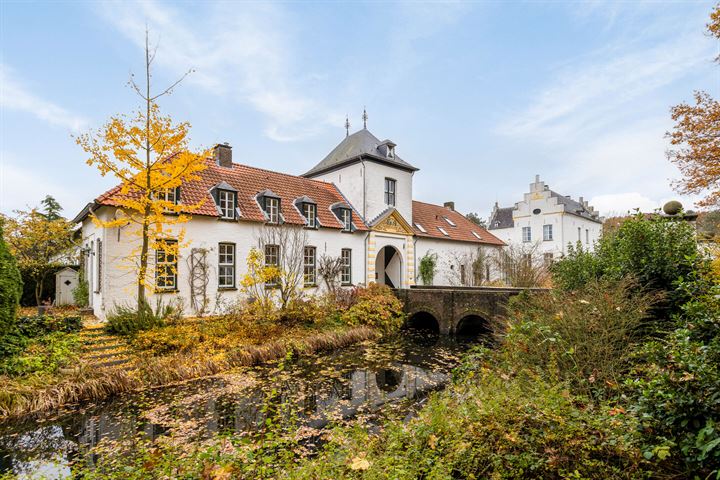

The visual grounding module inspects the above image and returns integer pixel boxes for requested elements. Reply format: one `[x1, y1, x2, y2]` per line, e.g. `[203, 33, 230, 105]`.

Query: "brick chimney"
[444, 201, 455, 211]
[214, 143, 232, 168]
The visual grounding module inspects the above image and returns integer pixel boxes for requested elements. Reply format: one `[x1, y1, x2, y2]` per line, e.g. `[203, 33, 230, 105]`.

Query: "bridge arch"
[405, 310, 440, 333]
[455, 313, 492, 337]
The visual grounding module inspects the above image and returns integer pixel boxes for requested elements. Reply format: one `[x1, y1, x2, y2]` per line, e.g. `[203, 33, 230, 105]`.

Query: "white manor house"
[74, 126, 506, 319]
[488, 175, 603, 261]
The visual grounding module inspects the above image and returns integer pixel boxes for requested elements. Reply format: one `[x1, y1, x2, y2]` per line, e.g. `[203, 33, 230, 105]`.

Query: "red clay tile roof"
[94, 159, 368, 230]
[411, 200, 505, 246]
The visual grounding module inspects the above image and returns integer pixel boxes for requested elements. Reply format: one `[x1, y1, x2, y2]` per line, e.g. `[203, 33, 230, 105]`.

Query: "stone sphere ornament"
[663, 200, 683, 216]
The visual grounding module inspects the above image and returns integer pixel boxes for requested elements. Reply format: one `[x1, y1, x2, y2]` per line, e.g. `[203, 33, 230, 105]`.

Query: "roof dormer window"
[387, 145, 395, 158]
[257, 189, 282, 224]
[265, 197, 280, 224]
[304, 203, 317, 228]
[341, 208, 352, 232]
[211, 181, 239, 220]
[158, 187, 180, 205]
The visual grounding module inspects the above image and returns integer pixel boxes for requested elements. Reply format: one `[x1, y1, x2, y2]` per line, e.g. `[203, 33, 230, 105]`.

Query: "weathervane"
[362, 107, 368, 129]
[345, 115, 350, 137]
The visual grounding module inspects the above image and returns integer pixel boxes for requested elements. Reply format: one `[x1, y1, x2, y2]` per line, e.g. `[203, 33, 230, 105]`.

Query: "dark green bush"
[15, 314, 82, 338]
[0, 223, 22, 339]
[552, 214, 698, 316]
[107, 299, 181, 336]
[624, 276, 720, 477]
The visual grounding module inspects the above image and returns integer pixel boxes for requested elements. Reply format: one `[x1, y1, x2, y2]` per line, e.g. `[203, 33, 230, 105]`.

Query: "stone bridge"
[394, 286, 545, 336]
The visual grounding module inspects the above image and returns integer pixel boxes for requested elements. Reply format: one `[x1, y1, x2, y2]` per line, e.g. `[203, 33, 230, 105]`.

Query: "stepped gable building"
[488, 175, 603, 261]
[75, 125, 504, 320]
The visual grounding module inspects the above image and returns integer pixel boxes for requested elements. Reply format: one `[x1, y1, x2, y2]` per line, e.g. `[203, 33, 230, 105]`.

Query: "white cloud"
[498, 28, 712, 142]
[0, 64, 88, 131]
[97, 0, 340, 142]
[589, 192, 660, 217]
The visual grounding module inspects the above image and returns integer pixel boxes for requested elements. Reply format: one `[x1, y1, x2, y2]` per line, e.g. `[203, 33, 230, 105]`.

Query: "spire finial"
[345, 115, 350, 137]
[362, 106, 368, 129]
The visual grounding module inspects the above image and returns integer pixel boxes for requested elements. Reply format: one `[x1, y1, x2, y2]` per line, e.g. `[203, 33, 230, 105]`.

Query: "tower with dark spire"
[362, 107, 368, 129]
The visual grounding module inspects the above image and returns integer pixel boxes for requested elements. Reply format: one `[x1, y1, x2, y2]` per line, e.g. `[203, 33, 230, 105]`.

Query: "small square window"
[415, 223, 427, 233]
[522, 226, 532, 243]
[443, 216, 456, 227]
[543, 224, 553, 241]
[438, 226, 449, 236]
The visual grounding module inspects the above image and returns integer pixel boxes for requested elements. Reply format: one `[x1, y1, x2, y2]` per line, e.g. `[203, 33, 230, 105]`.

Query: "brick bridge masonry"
[394, 286, 546, 336]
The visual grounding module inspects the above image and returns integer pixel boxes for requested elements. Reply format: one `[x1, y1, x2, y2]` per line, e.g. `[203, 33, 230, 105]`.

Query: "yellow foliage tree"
[667, 6, 720, 209]
[76, 31, 209, 310]
[240, 248, 281, 312]
[4, 208, 76, 306]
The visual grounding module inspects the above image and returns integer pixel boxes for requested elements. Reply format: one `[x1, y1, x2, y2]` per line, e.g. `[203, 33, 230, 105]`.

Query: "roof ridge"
[214, 160, 336, 188]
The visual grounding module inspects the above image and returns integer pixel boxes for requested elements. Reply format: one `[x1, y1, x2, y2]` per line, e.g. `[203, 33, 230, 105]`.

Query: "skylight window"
[472, 231, 482, 240]
[438, 227, 449, 236]
[443, 216, 456, 227]
[415, 223, 427, 233]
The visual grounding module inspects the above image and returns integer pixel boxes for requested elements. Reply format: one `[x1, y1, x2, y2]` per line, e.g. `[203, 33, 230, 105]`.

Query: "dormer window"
[303, 203, 317, 228]
[341, 209, 352, 231]
[387, 145, 395, 158]
[218, 190, 236, 219]
[211, 181, 239, 220]
[265, 197, 280, 224]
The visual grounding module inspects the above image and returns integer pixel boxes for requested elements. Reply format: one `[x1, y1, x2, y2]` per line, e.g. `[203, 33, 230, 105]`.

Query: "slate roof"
[488, 206, 515, 230]
[412, 201, 505, 246]
[550, 191, 602, 223]
[84, 158, 368, 230]
[303, 129, 418, 177]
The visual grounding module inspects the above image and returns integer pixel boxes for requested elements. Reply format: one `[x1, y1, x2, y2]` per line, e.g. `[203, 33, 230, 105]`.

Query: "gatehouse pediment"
[371, 208, 414, 236]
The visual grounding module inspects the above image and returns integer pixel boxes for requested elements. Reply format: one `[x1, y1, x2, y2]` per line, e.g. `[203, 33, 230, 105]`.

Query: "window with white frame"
[384, 178, 396, 206]
[522, 226, 532, 242]
[438, 226, 449, 236]
[415, 223, 426, 233]
[218, 243, 235, 288]
[543, 224, 553, 241]
[303, 203, 316, 228]
[155, 239, 178, 290]
[265, 197, 280, 224]
[544, 252, 554, 265]
[218, 190, 236, 219]
[303, 246, 316, 286]
[341, 249, 352, 285]
[443, 216, 456, 227]
[95, 239, 102, 293]
[264, 244, 280, 286]
[158, 187, 179, 205]
[342, 209, 352, 232]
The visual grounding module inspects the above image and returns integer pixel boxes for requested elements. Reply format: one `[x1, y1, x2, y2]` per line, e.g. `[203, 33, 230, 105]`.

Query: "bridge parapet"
[394, 286, 547, 336]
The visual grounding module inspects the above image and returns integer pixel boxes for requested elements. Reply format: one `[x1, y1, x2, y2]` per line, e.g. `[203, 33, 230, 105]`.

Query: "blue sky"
[1, 0, 718, 220]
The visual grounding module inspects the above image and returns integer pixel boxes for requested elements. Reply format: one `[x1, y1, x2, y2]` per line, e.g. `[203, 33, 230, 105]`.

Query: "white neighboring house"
[74, 126, 505, 320]
[488, 175, 603, 261]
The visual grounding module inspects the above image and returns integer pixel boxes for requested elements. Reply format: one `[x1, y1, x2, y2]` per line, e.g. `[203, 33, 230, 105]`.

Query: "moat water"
[0, 331, 481, 479]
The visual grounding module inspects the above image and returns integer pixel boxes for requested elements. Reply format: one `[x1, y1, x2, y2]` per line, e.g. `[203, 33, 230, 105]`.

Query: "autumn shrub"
[279, 297, 324, 325]
[15, 314, 82, 337]
[340, 283, 405, 333]
[501, 277, 660, 400]
[106, 299, 181, 336]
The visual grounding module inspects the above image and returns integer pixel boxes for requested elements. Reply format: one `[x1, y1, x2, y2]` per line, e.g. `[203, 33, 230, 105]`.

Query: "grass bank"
[0, 322, 378, 421]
